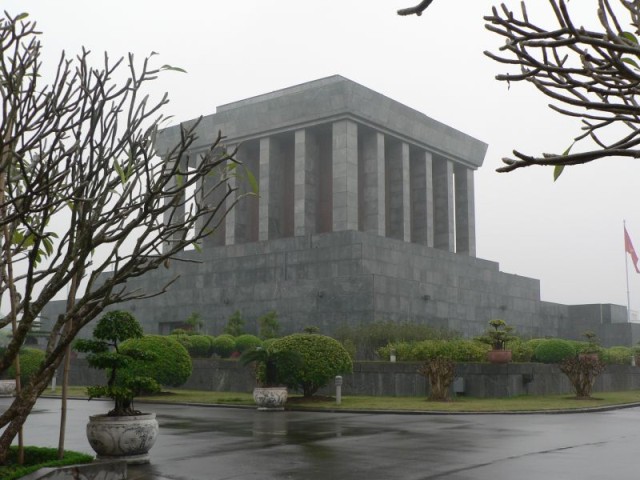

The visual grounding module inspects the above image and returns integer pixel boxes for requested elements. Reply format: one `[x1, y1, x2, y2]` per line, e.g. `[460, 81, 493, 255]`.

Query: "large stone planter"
[253, 387, 288, 411]
[0, 379, 16, 396]
[86, 412, 158, 465]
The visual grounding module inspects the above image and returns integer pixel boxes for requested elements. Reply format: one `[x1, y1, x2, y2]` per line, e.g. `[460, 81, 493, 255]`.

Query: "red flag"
[625, 226, 640, 273]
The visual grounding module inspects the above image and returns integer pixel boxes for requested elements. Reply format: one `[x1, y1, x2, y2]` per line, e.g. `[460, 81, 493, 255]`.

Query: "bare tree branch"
[484, 0, 640, 173]
[397, 0, 434, 17]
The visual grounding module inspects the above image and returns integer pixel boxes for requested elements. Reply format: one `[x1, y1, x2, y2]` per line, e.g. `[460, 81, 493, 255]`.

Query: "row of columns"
[169, 119, 476, 256]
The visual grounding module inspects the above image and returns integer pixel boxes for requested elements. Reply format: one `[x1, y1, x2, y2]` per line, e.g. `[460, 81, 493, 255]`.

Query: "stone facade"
[42, 76, 640, 345]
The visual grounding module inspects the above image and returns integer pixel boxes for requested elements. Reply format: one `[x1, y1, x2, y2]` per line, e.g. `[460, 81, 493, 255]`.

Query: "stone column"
[455, 165, 476, 256]
[162, 156, 186, 254]
[410, 149, 434, 247]
[224, 145, 238, 246]
[332, 120, 359, 232]
[359, 130, 385, 236]
[401, 143, 411, 242]
[385, 140, 410, 241]
[258, 137, 270, 241]
[294, 129, 318, 237]
[433, 157, 454, 252]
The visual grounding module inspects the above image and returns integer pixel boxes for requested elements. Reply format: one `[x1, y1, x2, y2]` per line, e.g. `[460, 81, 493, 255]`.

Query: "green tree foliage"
[120, 335, 192, 388]
[234, 334, 262, 354]
[74, 311, 160, 416]
[224, 311, 245, 337]
[210, 334, 236, 358]
[534, 339, 577, 364]
[3, 348, 44, 385]
[270, 334, 353, 397]
[335, 321, 460, 360]
[184, 312, 203, 333]
[258, 311, 280, 339]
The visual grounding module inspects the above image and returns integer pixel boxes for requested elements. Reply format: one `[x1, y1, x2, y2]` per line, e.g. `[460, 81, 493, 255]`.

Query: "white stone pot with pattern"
[86, 412, 159, 465]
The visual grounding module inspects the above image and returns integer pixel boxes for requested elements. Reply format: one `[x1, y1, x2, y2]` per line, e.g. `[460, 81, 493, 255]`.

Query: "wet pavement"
[6, 396, 640, 479]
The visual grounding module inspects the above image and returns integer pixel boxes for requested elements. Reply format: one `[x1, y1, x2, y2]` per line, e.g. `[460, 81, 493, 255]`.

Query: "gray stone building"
[43, 76, 640, 345]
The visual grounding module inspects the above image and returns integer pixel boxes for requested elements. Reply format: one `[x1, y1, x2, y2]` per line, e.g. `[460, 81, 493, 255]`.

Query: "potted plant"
[240, 345, 297, 411]
[74, 311, 160, 464]
[477, 319, 516, 364]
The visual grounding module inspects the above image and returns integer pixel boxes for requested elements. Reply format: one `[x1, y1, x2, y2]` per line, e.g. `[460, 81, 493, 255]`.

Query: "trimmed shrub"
[271, 333, 353, 397]
[120, 335, 192, 387]
[185, 335, 213, 358]
[525, 339, 548, 361]
[603, 346, 633, 365]
[234, 334, 262, 353]
[172, 334, 193, 353]
[410, 339, 488, 362]
[211, 334, 236, 358]
[4, 348, 45, 384]
[507, 338, 535, 362]
[534, 339, 576, 364]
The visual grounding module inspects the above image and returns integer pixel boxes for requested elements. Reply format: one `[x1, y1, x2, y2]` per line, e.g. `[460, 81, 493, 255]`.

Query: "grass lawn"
[48, 386, 640, 412]
[0, 446, 93, 480]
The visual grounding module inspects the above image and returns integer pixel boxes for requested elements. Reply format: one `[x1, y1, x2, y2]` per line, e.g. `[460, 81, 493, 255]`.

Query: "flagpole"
[625, 220, 632, 323]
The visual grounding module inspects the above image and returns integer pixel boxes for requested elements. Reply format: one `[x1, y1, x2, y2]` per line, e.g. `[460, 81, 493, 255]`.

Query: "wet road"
[7, 396, 640, 479]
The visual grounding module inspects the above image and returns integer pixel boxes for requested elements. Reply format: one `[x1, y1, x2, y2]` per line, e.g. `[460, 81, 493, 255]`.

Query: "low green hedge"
[0, 446, 94, 480]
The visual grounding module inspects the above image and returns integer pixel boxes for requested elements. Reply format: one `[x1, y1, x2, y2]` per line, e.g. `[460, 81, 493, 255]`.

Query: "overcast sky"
[7, 1, 640, 316]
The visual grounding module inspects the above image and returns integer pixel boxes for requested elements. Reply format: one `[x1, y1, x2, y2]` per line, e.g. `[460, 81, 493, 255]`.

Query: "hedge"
[120, 335, 192, 387]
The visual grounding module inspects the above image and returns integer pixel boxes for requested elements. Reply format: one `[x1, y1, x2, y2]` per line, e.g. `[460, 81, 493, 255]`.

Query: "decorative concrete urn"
[253, 387, 288, 411]
[0, 379, 16, 396]
[86, 413, 159, 465]
[487, 350, 512, 364]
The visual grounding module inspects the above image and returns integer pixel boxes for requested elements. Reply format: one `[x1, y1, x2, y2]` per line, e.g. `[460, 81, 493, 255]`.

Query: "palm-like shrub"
[120, 335, 192, 388]
[270, 334, 352, 397]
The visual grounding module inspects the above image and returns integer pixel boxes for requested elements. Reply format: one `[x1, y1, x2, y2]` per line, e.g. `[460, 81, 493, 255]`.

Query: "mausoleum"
[43, 76, 640, 345]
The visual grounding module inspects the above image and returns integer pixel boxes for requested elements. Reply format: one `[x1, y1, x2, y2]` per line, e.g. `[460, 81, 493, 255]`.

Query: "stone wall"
[66, 358, 640, 399]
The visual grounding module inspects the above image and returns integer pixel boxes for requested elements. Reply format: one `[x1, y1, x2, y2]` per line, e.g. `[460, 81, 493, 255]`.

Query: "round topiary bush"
[234, 334, 262, 353]
[270, 333, 353, 397]
[211, 334, 236, 358]
[534, 339, 576, 364]
[4, 348, 45, 384]
[120, 335, 192, 387]
[185, 334, 212, 358]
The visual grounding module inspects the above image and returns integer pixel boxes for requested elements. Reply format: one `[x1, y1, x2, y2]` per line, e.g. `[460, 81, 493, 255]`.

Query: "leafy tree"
[270, 334, 353, 398]
[224, 310, 245, 337]
[400, 1, 640, 177]
[74, 311, 160, 416]
[0, 12, 246, 462]
[257, 311, 280, 339]
[184, 312, 203, 333]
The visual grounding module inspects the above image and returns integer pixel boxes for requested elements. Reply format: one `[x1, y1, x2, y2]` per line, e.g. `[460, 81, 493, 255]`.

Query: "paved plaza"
[8, 396, 640, 479]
